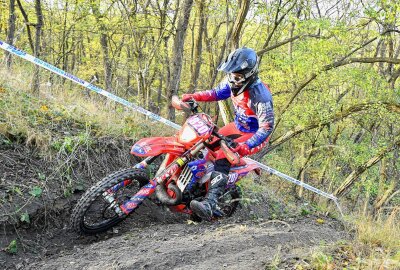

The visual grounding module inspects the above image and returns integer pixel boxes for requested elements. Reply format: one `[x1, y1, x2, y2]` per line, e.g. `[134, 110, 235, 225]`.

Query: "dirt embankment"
[0, 138, 348, 270]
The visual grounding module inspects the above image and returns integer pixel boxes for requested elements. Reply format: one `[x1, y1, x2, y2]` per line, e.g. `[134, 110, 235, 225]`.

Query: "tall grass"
[351, 208, 400, 269]
[356, 208, 400, 251]
[305, 209, 400, 269]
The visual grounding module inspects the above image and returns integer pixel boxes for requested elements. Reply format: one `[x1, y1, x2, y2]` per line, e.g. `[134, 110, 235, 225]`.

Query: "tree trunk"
[126, 48, 132, 94]
[100, 31, 112, 92]
[189, 0, 206, 92]
[373, 158, 396, 213]
[296, 127, 322, 198]
[60, 1, 69, 84]
[374, 181, 396, 213]
[230, 0, 250, 50]
[91, 0, 113, 92]
[218, 0, 250, 125]
[297, 144, 306, 198]
[5, 0, 16, 69]
[32, 0, 43, 94]
[163, 37, 171, 99]
[16, 0, 35, 52]
[167, 0, 194, 121]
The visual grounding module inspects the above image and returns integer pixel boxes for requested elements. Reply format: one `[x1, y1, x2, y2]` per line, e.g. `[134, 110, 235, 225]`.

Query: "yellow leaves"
[40, 105, 49, 112]
[311, 252, 335, 269]
[186, 219, 198, 225]
[294, 264, 304, 270]
[0, 87, 6, 94]
[316, 218, 325, 225]
[0, 123, 9, 135]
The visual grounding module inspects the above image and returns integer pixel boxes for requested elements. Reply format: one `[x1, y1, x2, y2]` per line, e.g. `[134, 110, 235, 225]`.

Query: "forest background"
[0, 0, 399, 267]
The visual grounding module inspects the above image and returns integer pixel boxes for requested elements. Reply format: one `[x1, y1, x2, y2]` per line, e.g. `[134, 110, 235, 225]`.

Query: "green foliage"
[38, 172, 46, 181]
[4, 240, 17, 254]
[29, 186, 43, 198]
[12, 186, 23, 196]
[311, 252, 334, 270]
[52, 136, 74, 153]
[20, 212, 30, 224]
[300, 208, 310, 216]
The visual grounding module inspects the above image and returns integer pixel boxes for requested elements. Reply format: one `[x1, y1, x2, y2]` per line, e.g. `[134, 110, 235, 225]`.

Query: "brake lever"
[186, 99, 199, 113]
[211, 130, 240, 164]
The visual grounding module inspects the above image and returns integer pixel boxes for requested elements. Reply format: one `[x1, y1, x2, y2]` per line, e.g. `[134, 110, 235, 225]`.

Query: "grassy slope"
[0, 68, 173, 147]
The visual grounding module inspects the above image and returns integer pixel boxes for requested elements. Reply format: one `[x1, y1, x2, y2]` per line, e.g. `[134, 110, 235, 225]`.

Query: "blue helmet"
[218, 47, 259, 96]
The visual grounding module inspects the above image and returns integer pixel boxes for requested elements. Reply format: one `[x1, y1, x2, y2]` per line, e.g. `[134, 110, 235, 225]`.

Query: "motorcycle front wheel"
[70, 168, 148, 235]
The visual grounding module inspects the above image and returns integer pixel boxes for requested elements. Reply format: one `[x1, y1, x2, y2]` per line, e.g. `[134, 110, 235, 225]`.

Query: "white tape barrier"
[251, 159, 343, 215]
[0, 40, 181, 130]
[252, 160, 336, 200]
[1, 40, 342, 214]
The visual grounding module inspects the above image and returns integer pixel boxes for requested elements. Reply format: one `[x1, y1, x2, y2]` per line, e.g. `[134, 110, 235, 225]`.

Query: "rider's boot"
[190, 171, 228, 221]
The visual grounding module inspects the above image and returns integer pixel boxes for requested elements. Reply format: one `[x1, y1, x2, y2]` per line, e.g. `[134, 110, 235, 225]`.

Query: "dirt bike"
[71, 96, 262, 234]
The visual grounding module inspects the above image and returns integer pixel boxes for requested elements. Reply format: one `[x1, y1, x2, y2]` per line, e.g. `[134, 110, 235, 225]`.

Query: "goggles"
[228, 73, 246, 84]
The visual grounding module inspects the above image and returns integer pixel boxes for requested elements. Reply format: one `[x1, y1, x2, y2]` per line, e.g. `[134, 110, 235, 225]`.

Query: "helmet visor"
[228, 73, 246, 84]
[218, 50, 236, 72]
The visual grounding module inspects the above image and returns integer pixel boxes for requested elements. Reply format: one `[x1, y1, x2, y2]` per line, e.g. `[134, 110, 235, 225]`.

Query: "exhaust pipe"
[155, 182, 182, 206]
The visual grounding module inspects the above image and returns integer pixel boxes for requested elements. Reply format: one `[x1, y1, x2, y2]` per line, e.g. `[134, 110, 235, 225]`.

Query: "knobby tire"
[70, 168, 148, 235]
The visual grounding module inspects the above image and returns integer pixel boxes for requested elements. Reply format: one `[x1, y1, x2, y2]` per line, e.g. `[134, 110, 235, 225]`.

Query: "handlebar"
[171, 95, 198, 114]
[211, 130, 236, 148]
[171, 95, 240, 165]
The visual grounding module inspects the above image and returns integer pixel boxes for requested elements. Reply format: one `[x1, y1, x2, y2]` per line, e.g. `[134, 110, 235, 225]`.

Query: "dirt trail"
[1, 188, 348, 270]
[23, 214, 345, 270]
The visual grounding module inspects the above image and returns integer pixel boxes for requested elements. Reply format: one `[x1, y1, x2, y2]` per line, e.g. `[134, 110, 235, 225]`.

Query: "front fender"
[131, 136, 185, 157]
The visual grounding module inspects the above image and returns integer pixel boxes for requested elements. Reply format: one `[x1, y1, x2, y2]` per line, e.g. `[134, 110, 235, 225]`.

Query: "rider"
[182, 47, 274, 221]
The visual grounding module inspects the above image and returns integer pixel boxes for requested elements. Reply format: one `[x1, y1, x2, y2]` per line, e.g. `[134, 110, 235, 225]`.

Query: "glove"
[182, 94, 196, 102]
[233, 143, 251, 157]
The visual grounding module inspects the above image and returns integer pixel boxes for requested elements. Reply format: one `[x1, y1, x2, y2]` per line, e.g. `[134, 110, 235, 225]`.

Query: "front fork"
[119, 180, 158, 215]
[103, 156, 159, 216]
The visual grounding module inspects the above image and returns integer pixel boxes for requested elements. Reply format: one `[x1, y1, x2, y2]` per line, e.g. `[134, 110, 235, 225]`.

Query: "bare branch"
[274, 30, 400, 131]
[267, 102, 400, 153]
[257, 34, 330, 57]
[334, 133, 400, 197]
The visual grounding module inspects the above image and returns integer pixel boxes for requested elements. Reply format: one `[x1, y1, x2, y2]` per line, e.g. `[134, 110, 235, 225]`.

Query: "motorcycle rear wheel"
[190, 186, 242, 221]
[71, 168, 148, 235]
[217, 186, 241, 217]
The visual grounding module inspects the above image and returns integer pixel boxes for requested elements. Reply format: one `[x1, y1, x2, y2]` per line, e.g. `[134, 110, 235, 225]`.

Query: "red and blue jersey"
[192, 79, 274, 149]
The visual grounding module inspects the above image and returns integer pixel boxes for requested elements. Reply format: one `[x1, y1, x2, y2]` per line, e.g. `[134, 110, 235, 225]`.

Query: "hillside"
[1, 0, 400, 267]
